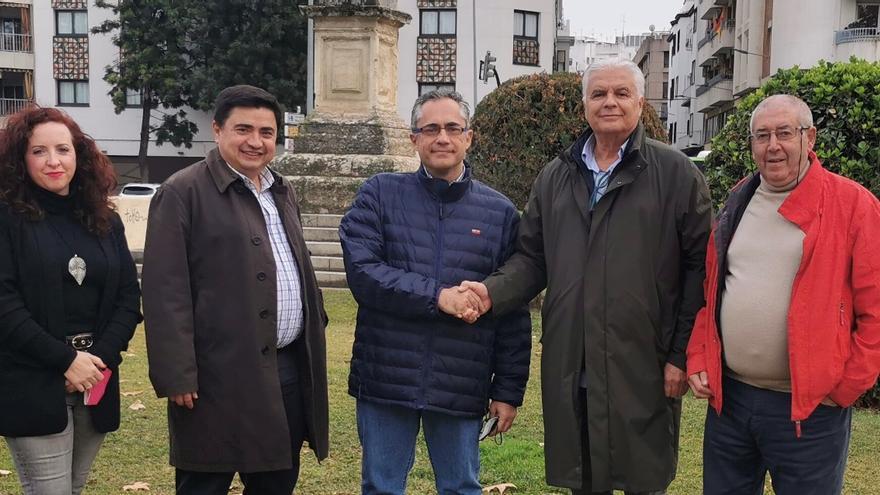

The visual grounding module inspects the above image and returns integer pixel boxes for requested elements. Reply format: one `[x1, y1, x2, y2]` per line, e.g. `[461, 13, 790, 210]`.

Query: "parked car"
[690, 150, 711, 172]
[119, 183, 160, 197]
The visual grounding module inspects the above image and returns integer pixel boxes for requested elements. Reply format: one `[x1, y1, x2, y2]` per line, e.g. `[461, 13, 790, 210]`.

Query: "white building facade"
[666, 0, 705, 153]
[673, 0, 879, 148]
[395, 0, 559, 123]
[31, 0, 214, 182]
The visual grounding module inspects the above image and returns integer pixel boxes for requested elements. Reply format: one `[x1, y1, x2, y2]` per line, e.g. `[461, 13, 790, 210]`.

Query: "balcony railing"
[835, 27, 880, 44]
[0, 98, 31, 116]
[698, 20, 736, 49]
[0, 33, 32, 53]
[695, 74, 732, 96]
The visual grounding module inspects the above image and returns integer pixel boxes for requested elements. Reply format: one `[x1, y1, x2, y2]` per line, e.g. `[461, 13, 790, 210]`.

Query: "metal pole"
[472, 0, 477, 108]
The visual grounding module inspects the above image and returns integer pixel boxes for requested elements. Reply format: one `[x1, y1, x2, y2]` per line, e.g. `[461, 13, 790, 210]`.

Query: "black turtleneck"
[31, 186, 108, 337]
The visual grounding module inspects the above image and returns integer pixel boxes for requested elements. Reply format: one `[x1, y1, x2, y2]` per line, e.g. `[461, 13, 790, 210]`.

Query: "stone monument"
[274, 0, 419, 213]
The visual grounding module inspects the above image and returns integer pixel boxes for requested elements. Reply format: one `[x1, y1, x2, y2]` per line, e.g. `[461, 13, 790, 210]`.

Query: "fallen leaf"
[121, 390, 143, 397]
[483, 482, 517, 494]
[122, 481, 150, 491]
[128, 400, 146, 411]
[0, 469, 11, 476]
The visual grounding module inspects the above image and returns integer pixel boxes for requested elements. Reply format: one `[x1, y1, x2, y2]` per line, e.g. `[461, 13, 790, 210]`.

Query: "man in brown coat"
[142, 85, 329, 495]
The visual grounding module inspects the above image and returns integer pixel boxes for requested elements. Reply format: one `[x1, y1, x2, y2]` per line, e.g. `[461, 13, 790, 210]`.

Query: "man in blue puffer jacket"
[339, 90, 532, 495]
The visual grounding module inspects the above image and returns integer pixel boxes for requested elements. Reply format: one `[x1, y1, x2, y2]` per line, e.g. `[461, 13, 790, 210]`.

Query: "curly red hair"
[0, 106, 117, 235]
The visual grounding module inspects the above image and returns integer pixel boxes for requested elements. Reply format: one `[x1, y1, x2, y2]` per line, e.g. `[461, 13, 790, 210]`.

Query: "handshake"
[438, 281, 492, 324]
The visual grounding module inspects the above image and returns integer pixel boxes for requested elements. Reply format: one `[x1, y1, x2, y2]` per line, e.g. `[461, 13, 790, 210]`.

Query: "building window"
[58, 80, 89, 105]
[419, 83, 455, 96]
[56, 10, 88, 36]
[663, 81, 669, 101]
[512, 10, 540, 66]
[420, 9, 456, 36]
[854, 3, 880, 28]
[514, 10, 539, 39]
[125, 88, 143, 107]
[663, 51, 670, 68]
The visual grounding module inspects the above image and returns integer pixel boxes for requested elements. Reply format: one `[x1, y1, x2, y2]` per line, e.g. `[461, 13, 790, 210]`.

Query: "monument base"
[274, 152, 419, 213]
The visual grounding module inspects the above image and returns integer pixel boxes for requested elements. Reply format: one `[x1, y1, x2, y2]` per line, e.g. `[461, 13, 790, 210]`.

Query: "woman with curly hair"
[0, 106, 142, 494]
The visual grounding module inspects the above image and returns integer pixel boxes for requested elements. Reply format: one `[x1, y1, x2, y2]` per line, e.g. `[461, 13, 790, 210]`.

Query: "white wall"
[770, 0, 842, 72]
[396, 0, 556, 123]
[32, 2, 214, 158]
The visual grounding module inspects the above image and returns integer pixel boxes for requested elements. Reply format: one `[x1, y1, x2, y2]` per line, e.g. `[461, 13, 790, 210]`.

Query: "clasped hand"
[438, 281, 492, 324]
[64, 351, 107, 393]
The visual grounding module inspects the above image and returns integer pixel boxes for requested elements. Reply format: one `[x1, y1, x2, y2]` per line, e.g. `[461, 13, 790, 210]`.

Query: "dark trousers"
[571, 388, 667, 495]
[176, 343, 307, 495]
[703, 376, 852, 495]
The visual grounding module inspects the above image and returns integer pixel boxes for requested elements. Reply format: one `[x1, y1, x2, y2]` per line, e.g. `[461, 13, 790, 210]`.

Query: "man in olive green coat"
[457, 59, 711, 494]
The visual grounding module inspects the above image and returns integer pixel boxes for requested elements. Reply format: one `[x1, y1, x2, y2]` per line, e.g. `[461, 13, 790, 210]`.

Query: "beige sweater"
[719, 170, 809, 392]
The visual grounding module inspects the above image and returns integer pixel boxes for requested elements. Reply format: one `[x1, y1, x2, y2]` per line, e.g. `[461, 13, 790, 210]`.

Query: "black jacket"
[0, 202, 142, 436]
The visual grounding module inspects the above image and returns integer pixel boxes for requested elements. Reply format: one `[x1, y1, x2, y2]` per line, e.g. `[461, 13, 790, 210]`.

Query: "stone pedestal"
[276, 0, 419, 214]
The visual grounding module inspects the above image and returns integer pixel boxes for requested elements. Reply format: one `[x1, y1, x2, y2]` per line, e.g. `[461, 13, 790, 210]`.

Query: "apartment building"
[675, 0, 879, 149]
[667, 1, 705, 154]
[633, 31, 671, 126]
[396, 0, 561, 118]
[0, 0, 33, 120]
[29, 1, 215, 182]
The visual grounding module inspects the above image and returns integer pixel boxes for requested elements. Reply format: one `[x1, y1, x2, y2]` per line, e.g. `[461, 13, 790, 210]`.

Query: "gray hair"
[410, 89, 471, 130]
[582, 58, 646, 98]
[749, 94, 814, 132]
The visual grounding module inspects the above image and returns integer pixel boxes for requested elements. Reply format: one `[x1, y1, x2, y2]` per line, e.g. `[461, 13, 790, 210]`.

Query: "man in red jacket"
[687, 94, 880, 495]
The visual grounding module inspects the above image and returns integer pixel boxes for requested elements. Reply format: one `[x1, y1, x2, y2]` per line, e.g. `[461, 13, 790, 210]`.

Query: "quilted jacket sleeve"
[340, 176, 443, 318]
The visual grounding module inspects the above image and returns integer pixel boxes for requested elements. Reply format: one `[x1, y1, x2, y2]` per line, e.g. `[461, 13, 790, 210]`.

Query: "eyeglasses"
[750, 126, 808, 145]
[411, 124, 468, 138]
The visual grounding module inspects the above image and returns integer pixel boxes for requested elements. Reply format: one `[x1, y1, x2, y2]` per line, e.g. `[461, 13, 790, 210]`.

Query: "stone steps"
[303, 214, 346, 289]
[135, 214, 347, 289]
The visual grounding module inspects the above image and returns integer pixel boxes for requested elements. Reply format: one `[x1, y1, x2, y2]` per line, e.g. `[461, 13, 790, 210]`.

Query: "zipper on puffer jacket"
[420, 202, 445, 408]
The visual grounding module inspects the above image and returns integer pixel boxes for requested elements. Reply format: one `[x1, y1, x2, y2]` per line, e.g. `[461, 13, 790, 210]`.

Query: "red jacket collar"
[779, 151, 826, 230]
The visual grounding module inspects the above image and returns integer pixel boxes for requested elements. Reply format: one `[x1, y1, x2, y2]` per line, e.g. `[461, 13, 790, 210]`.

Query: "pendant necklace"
[46, 218, 87, 286]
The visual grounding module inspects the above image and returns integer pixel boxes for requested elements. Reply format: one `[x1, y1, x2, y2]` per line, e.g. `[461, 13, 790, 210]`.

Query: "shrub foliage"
[703, 58, 880, 208]
[470, 72, 668, 209]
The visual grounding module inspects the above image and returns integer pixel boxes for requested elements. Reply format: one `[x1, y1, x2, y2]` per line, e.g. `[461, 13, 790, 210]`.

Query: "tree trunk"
[137, 87, 152, 181]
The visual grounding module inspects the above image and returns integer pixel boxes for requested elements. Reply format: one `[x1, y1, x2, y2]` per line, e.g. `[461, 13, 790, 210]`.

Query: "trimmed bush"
[470, 72, 668, 209]
[703, 58, 880, 208]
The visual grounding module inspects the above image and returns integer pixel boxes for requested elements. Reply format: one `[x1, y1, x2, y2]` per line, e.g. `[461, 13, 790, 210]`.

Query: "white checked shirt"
[227, 164, 304, 348]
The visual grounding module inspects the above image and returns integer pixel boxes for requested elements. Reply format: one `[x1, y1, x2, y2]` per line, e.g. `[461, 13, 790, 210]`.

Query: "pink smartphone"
[84, 368, 113, 406]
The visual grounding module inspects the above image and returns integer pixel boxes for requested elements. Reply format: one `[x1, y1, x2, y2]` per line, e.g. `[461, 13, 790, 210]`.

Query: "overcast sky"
[563, 0, 687, 40]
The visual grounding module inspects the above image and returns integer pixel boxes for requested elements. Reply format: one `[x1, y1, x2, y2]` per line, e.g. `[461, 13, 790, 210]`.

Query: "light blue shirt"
[581, 135, 629, 209]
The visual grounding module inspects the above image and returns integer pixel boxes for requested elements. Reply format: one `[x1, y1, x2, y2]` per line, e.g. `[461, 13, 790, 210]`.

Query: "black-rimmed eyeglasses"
[411, 124, 468, 137]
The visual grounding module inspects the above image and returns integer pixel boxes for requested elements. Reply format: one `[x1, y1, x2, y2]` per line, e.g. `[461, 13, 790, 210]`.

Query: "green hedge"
[470, 72, 668, 209]
[703, 58, 880, 209]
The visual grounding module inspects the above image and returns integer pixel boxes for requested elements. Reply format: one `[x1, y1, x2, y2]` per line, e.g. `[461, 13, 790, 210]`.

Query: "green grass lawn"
[1, 289, 879, 494]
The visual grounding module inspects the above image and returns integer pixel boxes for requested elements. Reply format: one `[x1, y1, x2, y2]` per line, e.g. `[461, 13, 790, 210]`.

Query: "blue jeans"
[4, 394, 106, 495]
[356, 399, 482, 495]
[703, 376, 852, 495]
